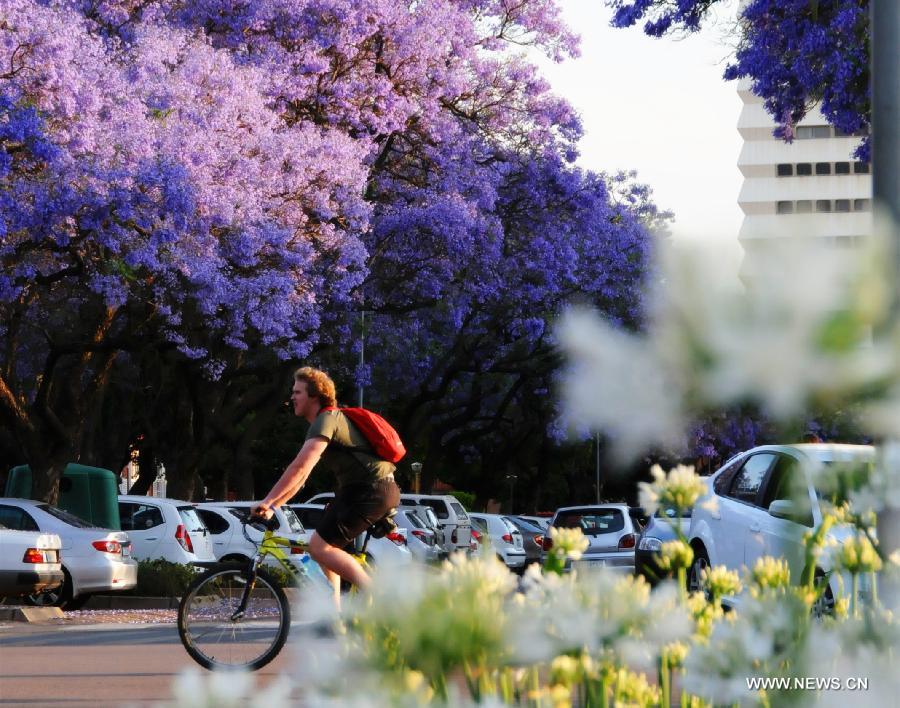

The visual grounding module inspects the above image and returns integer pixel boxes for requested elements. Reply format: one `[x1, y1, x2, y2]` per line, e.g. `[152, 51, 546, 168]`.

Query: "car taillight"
[411, 529, 428, 542]
[386, 531, 406, 546]
[502, 533, 513, 543]
[618, 533, 636, 550]
[542, 536, 553, 551]
[471, 528, 482, 543]
[22, 548, 47, 563]
[175, 524, 194, 553]
[290, 545, 304, 554]
[451, 528, 458, 544]
[92, 540, 123, 554]
[533, 535, 543, 547]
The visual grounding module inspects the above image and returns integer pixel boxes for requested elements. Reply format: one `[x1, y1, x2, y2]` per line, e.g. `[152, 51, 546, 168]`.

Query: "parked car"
[469, 513, 526, 571]
[289, 503, 413, 567]
[635, 508, 691, 584]
[542, 504, 638, 573]
[516, 515, 551, 531]
[398, 494, 472, 554]
[504, 515, 545, 567]
[0, 524, 63, 600]
[399, 502, 448, 558]
[394, 508, 440, 563]
[194, 502, 308, 573]
[118, 495, 215, 564]
[688, 443, 876, 613]
[0, 498, 136, 609]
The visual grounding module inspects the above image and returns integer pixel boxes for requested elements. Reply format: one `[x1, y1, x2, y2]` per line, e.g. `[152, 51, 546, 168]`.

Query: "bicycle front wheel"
[178, 564, 290, 671]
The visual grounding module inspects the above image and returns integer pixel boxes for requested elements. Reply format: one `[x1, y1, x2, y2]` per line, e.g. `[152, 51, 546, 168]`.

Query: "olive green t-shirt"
[306, 410, 396, 487]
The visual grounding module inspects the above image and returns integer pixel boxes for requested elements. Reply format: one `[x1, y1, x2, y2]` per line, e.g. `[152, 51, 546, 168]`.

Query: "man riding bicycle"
[252, 367, 400, 602]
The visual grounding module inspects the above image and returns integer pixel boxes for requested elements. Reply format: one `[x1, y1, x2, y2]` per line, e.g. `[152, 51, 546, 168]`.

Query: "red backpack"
[322, 407, 407, 463]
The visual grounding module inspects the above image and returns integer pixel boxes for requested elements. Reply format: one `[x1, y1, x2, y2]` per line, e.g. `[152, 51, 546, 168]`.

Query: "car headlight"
[638, 536, 662, 552]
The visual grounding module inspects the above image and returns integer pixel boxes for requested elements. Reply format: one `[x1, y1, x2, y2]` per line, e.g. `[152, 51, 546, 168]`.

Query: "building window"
[835, 199, 851, 212]
[835, 162, 851, 175]
[796, 163, 813, 176]
[796, 200, 813, 213]
[815, 200, 832, 213]
[815, 162, 831, 175]
[776, 201, 794, 214]
[776, 163, 793, 177]
[797, 125, 832, 139]
[854, 199, 871, 212]
[854, 161, 870, 174]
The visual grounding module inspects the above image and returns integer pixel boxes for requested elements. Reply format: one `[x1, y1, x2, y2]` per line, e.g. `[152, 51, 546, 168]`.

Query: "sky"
[536, 0, 744, 261]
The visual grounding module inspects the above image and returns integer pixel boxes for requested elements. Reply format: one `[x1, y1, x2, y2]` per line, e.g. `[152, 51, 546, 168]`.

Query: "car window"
[501, 517, 519, 535]
[761, 456, 814, 526]
[292, 507, 324, 529]
[713, 455, 748, 496]
[196, 509, 231, 535]
[449, 502, 468, 520]
[37, 504, 95, 528]
[280, 507, 305, 534]
[655, 506, 692, 519]
[120, 502, 164, 531]
[178, 507, 207, 533]
[0, 505, 39, 532]
[728, 453, 776, 505]
[507, 517, 542, 533]
[471, 517, 488, 533]
[553, 509, 625, 535]
[404, 511, 425, 529]
[419, 499, 450, 519]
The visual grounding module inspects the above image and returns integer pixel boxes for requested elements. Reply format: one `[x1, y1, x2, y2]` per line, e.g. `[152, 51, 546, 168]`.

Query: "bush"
[123, 559, 198, 597]
[448, 490, 475, 510]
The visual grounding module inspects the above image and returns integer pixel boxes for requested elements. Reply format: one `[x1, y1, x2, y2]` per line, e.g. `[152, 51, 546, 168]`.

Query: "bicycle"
[177, 510, 396, 671]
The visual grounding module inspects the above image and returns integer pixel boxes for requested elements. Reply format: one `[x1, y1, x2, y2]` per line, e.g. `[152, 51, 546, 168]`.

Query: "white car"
[542, 504, 638, 573]
[0, 525, 63, 600]
[688, 443, 876, 613]
[0, 498, 136, 609]
[394, 507, 440, 563]
[398, 494, 472, 555]
[118, 496, 215, 564]
[290, 503, 413, 567]
[195, 502, 311, 574]
[469, 513, 526, 571]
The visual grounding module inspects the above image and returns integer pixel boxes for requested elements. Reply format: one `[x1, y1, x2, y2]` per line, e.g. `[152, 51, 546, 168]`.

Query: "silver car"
[0, 498, 137, 609]
[394, 507, 440, 563]
[543, 504, 638, 573]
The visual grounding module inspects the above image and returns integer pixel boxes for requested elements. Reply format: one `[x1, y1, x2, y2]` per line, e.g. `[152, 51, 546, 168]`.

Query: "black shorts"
[315, 477, 401, 547]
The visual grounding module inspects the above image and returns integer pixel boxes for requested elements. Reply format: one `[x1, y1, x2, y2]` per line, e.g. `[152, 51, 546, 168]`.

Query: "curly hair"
[294, 366, 338, 408]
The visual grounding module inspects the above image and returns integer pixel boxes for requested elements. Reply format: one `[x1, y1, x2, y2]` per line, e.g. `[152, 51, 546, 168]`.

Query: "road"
[0, 622, 297, 707]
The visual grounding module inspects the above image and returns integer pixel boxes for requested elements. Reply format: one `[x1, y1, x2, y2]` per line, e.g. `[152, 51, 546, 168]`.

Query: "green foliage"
[126, 559, 198, 597]
[448, 490, 475, 510]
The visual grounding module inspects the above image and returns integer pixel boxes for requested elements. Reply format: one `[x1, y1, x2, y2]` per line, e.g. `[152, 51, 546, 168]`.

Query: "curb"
[0, 606, 64, 623]
[84, 595, 181, 610]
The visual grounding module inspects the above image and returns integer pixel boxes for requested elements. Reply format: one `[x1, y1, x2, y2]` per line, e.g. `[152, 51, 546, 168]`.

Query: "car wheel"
[25, 568, 72, 608]
[688, 545, 710, 594]
[811, 569, 835, 618]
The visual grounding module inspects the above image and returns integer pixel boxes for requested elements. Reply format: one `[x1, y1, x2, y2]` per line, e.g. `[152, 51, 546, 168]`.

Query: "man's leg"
[309, 532, 371, 591]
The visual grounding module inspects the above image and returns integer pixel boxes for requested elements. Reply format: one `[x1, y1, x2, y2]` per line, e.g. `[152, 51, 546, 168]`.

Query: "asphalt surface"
[0, 622, 296, 707]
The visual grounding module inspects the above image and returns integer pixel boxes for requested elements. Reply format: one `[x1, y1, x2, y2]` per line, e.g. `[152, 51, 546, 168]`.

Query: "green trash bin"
[4, 463, 122, 530]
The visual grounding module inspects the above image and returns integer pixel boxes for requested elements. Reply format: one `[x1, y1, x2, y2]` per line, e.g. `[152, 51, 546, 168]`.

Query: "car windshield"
[404, 511, 426, 529]
[554, 509, 625, 535]
[37, 504, 95, 528]
[178, 507, 207, 533]
[281, 507, 305, 534]
[507, 516, 542, 533]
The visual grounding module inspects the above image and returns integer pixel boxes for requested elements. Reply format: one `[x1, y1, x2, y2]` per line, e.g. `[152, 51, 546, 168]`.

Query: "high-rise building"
[736, 78, 872, 274]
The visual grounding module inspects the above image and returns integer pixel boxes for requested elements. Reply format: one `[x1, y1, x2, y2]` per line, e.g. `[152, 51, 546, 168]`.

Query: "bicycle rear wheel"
[178, 564, 290, 671]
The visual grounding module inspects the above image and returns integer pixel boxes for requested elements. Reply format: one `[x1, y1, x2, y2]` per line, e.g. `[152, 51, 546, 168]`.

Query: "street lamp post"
[411, 462, 423, 494]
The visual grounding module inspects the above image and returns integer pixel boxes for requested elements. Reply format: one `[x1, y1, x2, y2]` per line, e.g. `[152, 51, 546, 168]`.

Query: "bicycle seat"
[368, 508, 398, 539]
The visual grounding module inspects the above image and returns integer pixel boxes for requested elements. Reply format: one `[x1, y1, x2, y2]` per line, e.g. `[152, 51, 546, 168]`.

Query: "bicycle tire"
[178, 563, 290, 671]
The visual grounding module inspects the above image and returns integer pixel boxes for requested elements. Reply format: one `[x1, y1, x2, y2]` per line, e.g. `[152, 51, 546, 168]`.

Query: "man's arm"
[254, 437, 329, 515]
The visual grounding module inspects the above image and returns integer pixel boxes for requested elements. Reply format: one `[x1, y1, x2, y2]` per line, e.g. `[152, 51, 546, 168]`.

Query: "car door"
[118, 501, 165, 559]
[196, 508, 234, 560]
[717, 453, 777, 571]
[755, 453, 814, 583]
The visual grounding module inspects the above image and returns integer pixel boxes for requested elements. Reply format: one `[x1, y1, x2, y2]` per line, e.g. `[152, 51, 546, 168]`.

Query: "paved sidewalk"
[0, 621, 296, 707]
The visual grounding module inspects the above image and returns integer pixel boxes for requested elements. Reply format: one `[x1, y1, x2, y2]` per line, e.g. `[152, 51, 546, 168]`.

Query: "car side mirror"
[768, 499, 796, 519]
